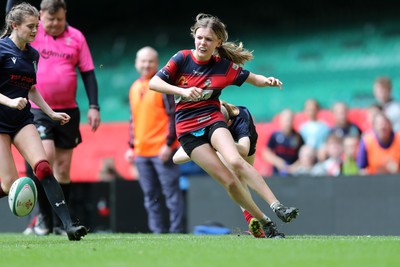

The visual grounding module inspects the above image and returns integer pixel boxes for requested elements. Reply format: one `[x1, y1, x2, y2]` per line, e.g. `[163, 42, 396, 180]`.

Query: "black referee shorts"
[30, 108, 82, 149]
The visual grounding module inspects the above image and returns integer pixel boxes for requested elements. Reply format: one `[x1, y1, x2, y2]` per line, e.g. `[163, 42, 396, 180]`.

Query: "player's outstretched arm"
[245, 72, 283, 89]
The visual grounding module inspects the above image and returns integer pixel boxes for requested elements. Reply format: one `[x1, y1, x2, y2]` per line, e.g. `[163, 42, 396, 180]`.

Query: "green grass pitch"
[1, 233, 399, 267]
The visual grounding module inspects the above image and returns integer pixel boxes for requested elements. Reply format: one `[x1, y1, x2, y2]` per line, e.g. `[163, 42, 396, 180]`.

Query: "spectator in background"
[124, 46, 185, 234]
[263, 109, 304, 176]
[299, 99, 330, 153]
[330, 101, 361, 139]
[373, 76, 400, 132]
[361, 103, 382, 134]
[288, 145, 317, 176]
[311, 133, 343, 177]
[317, 101, 361, 162]
[22, 0, 101, 236]
[341, 135, 359, 175]
[357, 112, 400, 175]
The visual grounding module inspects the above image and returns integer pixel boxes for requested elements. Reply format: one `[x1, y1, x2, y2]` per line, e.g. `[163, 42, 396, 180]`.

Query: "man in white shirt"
[373, 76, 400, 132]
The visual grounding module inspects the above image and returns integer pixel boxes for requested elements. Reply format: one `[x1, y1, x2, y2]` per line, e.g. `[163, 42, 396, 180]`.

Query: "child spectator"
[263, 109, 304, 176]
[341, 135, 359, 175]
[288, 145, 317, 176]
[311, 134, 344, 176]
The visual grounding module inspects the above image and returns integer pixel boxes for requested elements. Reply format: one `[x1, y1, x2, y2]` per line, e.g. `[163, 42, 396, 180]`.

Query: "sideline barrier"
[1, 174, 398, 235]
[187, 174, 400, 235]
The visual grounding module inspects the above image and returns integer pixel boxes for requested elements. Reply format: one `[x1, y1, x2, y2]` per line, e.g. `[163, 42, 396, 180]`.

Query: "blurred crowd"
[261, 76, 400, 177]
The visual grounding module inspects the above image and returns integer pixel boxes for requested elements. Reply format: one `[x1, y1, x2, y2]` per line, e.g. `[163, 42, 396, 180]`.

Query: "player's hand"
[386, 159, 399, 173]
[159, 145, 173, 163]
[265, 77, 283, 90]
[8, 97, 28, 110]
[181, 87, 203, 101]
[125, 149, 135, 162]
[51, 112, 71, 125]
[88, 109, 101, 132]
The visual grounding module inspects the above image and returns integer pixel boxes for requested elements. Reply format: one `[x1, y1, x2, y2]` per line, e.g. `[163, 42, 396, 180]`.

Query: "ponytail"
[217, 41, 254, 66]
[220, 100, 240, 119]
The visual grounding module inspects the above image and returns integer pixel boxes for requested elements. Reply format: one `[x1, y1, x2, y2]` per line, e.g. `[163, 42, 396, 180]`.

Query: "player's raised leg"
[15, 125, 88, 241]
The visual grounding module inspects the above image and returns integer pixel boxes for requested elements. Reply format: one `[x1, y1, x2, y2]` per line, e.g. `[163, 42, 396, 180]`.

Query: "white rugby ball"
[8, 177, 37, 217]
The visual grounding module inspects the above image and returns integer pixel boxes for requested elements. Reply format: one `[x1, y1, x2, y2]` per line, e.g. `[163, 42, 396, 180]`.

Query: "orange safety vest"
[363, 132, 400, 174]
[129, 78, 179, 157]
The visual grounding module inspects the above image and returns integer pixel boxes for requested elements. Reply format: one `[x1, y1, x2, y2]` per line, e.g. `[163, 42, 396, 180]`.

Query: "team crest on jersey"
[232, 63, 239, 70]
[65, 37, 71, 46]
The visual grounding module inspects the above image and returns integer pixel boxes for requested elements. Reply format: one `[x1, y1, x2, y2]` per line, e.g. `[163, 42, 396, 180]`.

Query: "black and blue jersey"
[229, 106, 258, 156]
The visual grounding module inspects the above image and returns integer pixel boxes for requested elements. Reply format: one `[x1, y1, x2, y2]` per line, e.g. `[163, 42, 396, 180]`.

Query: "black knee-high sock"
[53, 182, 71, 228]
[34, 160, 73, 229]
[33, 177, 53, 222]
[40, 175, 72, 229]
[61, 183, 71, 202]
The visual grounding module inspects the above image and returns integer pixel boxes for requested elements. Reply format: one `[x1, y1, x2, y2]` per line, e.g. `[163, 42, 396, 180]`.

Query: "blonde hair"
[1, 2, 39, 38]
[220, 100, 239, 121]
[190, 13, 254, 65]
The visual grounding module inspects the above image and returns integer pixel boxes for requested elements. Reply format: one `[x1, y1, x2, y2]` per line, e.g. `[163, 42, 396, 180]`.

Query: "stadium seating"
[78, 19, 400, 124]
[11, 108, 368, 180]
[253, 108, 368, 177]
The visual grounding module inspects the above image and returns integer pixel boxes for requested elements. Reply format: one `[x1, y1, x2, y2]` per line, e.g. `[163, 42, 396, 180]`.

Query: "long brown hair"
[1, 2, 39, 38]
[190, 13, 254, 65]
[220, 100, 239, 121]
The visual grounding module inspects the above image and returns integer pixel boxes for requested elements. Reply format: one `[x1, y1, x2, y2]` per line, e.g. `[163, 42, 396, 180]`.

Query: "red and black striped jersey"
[156, 50, 250, 138]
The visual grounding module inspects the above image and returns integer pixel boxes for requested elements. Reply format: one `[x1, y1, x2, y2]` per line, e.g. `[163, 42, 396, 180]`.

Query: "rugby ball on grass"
[8, 177, 37, 217]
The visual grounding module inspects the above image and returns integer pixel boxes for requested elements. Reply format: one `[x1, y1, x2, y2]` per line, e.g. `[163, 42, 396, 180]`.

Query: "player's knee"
[226, 156, 246, 172]
[34, 160, 53, 181]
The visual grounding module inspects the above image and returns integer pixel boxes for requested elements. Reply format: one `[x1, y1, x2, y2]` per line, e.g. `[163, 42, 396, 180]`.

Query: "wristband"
[89, 105, 100, 111]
